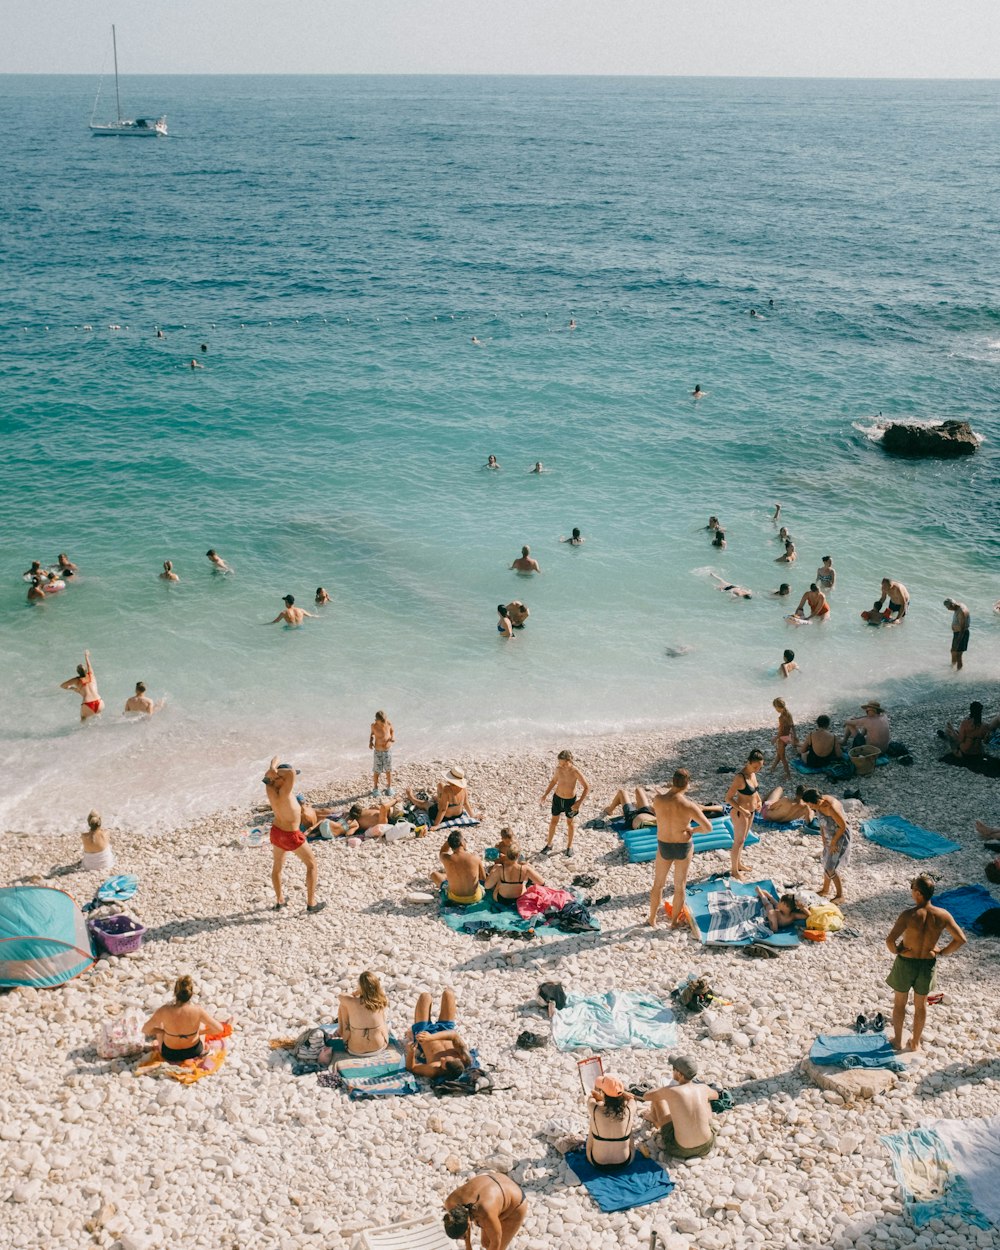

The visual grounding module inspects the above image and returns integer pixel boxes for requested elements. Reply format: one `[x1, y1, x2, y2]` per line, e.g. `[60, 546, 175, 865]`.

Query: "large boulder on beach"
[800, 1056, 898, 1100]
[881, 420, 978, 458]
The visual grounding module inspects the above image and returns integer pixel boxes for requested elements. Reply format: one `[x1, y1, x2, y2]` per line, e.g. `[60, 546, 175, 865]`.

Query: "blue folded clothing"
[934, 885, 998, 933]
[566, 1147, 674, 1212]
[810, 1032, 903, 1071]
[861, 816, 961, 859]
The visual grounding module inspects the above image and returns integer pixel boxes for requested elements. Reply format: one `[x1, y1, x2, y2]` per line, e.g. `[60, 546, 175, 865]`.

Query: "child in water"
[779, 650, 799, 679]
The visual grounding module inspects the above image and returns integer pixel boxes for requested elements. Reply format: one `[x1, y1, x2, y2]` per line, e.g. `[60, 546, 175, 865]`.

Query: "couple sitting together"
[432, 828, 545, 906]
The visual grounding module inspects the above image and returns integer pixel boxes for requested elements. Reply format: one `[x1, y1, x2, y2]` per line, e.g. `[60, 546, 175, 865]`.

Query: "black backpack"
[432, 1066, 495, 1097]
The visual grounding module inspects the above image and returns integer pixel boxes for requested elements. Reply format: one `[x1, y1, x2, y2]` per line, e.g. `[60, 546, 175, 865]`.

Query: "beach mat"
[792, 754, 890, 776]
[622, 817, 760, 865]
[933, 885, 998, 934]
[809, 1032, 902, 1071]
[551, 990, 677, 1052]
[565, 1148, 674, 1212]
[882, 1122, 999, 1230]
[438, 889, 599, 939]
[683, 878, 799, 948]
[861, 816, 960, 859]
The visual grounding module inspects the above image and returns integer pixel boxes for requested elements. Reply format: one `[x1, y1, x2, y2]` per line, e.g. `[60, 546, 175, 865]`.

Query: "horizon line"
[2, 71, 1000, 81]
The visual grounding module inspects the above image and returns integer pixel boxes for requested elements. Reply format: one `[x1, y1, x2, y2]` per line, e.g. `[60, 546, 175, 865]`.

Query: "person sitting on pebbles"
[586, 1074, 638, 1168]
[407, 766, 477, 830]
[405, 987, 473, 1080]
[142, 975, 226, 1064]
[337, 971, 390, 1057]
[443, 1172, 527, 1249]
[431, 831, 486, 906]
[484, 842, 545, 903]
[80, 810, 114, 872]
[642, 1055, 720, 1159]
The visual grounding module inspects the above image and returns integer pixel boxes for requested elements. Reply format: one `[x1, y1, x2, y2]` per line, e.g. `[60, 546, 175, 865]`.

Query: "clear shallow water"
[1, 76, 998, 832]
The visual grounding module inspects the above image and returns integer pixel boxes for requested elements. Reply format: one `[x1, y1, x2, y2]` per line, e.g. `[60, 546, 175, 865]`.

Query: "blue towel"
[684, 878, 799, 948]
[810, 1032, 903, 1071]
[551, 991, 677, 1051]
[934, 885, 998, 933]
[566, 1148, 674, 1212]
[861, 816, 961, 859]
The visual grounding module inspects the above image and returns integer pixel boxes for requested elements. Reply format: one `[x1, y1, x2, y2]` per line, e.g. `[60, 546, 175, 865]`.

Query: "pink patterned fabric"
[516, 885, 574, 919]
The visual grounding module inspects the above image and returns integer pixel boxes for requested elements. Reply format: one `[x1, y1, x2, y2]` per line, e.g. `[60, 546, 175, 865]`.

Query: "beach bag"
[806, 902, 844, 933]
[885, 741, 911, 758]
[547, 902, 596, 933]
[537, 981, 568, 1011]
[97, 1010, 147, 1060]
[675, 977, 714, 1013]
[849, 745, 880, 777]
[431, 1066, 495, 1098]
[289, 1027, 333, 1073]
[826, 761, 856, 781]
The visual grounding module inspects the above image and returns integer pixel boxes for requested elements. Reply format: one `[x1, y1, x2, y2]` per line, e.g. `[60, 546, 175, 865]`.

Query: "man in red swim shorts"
[263, 758, 325, 915]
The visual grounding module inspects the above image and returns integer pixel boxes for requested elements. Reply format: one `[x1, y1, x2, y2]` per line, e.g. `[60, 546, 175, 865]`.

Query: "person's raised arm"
[83, 650, 93, 677]
[935, 913, 967, 958]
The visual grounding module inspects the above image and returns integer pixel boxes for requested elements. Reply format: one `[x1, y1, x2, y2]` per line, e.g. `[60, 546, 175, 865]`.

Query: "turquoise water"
[2, 76, 998, 832]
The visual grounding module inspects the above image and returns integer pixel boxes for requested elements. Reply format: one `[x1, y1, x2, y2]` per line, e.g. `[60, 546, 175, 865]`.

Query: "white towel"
[933, 1115, 1000, 1227]
[82, 846, 115, 872]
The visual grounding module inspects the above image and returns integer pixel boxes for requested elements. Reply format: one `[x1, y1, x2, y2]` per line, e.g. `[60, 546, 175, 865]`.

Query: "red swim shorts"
[269, 825, 306, 852]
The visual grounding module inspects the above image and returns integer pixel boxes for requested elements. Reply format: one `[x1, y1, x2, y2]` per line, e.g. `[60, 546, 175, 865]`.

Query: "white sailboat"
[89, 26, 166, 137]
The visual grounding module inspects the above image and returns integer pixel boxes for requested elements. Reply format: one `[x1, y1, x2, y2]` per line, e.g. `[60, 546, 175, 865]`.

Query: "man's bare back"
[893, 903, 952, 959]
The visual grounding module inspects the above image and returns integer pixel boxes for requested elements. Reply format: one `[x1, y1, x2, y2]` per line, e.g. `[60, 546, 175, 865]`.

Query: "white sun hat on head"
[440, 766, 466, 787]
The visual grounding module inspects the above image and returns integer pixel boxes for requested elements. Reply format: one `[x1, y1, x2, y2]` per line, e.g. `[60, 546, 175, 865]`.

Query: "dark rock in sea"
[881, 420, 978, 458]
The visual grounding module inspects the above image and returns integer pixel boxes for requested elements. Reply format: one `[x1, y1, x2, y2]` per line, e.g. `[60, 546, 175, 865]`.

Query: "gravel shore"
[2, 690, 999, 1250]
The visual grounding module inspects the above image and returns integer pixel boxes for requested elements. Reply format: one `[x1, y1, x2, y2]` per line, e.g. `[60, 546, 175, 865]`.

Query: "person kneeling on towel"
[586, 1075, 637, 1168]
[641, 1056, 719, 1159]
[431, 830, 486, 905]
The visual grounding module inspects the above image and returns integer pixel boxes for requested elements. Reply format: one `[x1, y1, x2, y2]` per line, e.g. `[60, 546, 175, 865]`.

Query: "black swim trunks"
[622, 803, 655, 828]
[953, 629, 970, 654]
[657, 840, 692, 861]
[551, 794, 578, 818]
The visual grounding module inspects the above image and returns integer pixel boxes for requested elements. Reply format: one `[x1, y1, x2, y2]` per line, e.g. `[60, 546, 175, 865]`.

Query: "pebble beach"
[2, 691, 998, 1250]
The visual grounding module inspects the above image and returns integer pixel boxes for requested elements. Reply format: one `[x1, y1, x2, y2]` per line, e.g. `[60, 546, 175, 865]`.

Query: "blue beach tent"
[0, 886, 95, 989]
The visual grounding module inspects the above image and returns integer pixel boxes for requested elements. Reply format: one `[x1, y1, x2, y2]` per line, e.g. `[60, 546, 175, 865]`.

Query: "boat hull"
[90, 118, 167, 137]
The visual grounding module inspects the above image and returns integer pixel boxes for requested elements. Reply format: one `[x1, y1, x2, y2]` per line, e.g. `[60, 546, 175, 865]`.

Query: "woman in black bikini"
[443, 1172, 528, 1249]
[142, 975, 225, 1064]
[484, 844, 545, 903]
[724, 750, 764, 881]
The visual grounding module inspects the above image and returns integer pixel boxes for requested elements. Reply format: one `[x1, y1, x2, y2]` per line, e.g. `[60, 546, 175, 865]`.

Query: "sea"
[1, 75, 998, 833]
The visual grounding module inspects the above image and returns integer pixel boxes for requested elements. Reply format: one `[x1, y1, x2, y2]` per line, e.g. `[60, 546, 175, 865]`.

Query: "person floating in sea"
[539, 749, 590, 858]
[710, 573, 752, 599]
[262, 758, 324, 914]
[159, 560, 179, 582]
[692, 384, 705, 398]
[485, 455, 500, 470]
[816, 555, 836, 591]
[56, 553, 78, 578]
[315, 587, 331, 605]
[124, 681, 158, 715]
[189, 358, 203, 370]
[802, 789, 850, 903]
[885, 874, 966, 1052]
[943, 598, 970, 670]
[206, 549, 231, 574]
[778, 649, 798, 678]
[27, 578, 47, 604]
[369, 709, 395, 797]
[560, 528, 584, 545]
[793, 584, 830, 621]
[267, 595, 315, 627]
[60, 650, 103, 720]
[510, 546, 541, 574]
[24, 560, 49, 581]
[529, 461, 544, 473]
[874, 577, 909, 622]
[568, 318, 577, 330]
[648, 768, 710, 929]
[771, 583, 791, 598]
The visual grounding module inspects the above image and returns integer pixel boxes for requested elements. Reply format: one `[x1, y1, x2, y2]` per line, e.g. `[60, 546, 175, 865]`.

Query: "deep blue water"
[1, 76, 998, 831]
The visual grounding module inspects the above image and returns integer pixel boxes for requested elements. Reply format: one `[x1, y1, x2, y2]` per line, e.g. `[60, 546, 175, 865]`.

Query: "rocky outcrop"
[882, 420, 978, 458]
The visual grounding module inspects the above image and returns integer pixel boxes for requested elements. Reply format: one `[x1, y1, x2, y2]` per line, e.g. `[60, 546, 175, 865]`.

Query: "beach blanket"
[809, 1032, 903, 1071]
[934, 885, 998, 933]
[344, 1070, 420, 1100]
[565, 1148, 674, 1213]
[754, 813, 807, 831]
[882, 1120, 999, 1230]
[704, 891, 772, 944]
[135, 1025, 231, 1084]
[683, 878, 799, 948]
[621, 817, 760, 865]
[939, 754, 1000, 778]
[439, 887, 600, 938]
[551, 991, 677, 1052]
[792, 753, 890, 776]
[861, 816, 960, 859]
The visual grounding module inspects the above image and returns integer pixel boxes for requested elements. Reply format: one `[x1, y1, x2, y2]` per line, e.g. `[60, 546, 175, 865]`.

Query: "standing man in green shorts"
[885, 874, 966, 1053]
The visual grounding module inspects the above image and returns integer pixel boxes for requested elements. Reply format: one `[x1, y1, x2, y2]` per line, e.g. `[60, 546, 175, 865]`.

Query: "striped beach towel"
[704, 891, 771, 944]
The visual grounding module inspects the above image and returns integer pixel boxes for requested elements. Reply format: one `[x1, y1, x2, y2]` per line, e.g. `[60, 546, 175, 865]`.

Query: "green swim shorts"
[660, 1123, 715, 1159]
[886, 954, 937, 997]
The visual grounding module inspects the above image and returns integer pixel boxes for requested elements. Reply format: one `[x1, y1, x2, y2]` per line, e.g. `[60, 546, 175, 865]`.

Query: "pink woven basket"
[88, 913, 146, 956]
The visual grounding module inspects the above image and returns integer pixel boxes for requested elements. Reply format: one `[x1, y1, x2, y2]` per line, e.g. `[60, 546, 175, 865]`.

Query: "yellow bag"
[806, 902, 844, 932]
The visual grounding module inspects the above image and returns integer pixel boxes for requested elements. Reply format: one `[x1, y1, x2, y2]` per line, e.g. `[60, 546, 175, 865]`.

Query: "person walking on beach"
[802, 789, 849, 903]
[443, 1173, 528, 1249]
[60, 650, 103, 720]
[648, 769, 711, 929]
[770, 698, 797, 778]
[369, 710, 395, 796]
[263, 758, 324, 914]
[885, 874, 966, 1053]
[539, 749, 590, 858]
[510, 546, 541, 574]
[875, 577, 909, 622]
[267, 595, 316, 627]
[724, 751, 764, 880]
[159, 560, 179, 582]
[944, 598, 970, 670]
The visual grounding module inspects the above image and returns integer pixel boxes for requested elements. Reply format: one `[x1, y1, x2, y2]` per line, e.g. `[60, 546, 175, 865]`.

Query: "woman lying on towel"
[755, 887, 809, 931]
[484, 843, 545, 902]
[143, 976, 226, 1064]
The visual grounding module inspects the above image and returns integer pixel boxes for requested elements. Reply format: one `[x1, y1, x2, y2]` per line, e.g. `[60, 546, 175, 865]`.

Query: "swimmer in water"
[561, 528, 584, 545]
[315, 587, 331, 605]
[156, 329, 165, 339]
[779, 649, 798, 678]
[568, 318, 577, 330]
[712, 530, 727, 549]
[772, 583, 791, 598]
[57, 554, 78, 577]
[530, 461, 544, 474]
[266, 595, 316, 628]
[692, 384, 704, 398]
[706, 516, 720, 532]
[816, 556, 836, 590]
[710, 573, 752, 599]
[795, 584, 830, 620]
[776, 539, 796, 564]
[160, 560, 179, 582]
[206, 549, 231, 573]
[124, 682, 158, 715]
[189, 358, 203, 369]
[60, 650, 104, 720]
[471, 336, 483, 346]
[485, 455, 500, 471]
[510, 546, 541, 574]
[27, 578, 47, 604]
[772, 503, 781, 522]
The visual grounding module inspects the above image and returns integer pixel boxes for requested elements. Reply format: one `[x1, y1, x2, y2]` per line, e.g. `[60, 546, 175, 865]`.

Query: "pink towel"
[516, 885, 574, 919]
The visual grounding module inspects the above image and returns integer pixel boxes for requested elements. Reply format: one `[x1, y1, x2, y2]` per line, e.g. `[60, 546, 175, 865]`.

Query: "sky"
[3, 1, 999, 77]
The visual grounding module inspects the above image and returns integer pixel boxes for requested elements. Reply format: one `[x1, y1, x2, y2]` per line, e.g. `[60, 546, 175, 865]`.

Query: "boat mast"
[112, 25, 122, 123]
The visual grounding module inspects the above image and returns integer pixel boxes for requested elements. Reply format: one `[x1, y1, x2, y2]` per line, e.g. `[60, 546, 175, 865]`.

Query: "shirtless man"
[327, 800, 398, 838]
[124, 681, 156, 714]
[842, 701, 891, 751]
[943, 598, 970, 670]
[205, 548, 231, 573]
[56, 554, 78, 577]
[642, 1056, 719, 1159]
[60, 651, 103, 720]
[539, 749, 590, 857]
[431, 831, 486, 905]
[510, 546, 541, 574]
[262, 758, 324, 914]
[505, 601, 529, 628]
[369, 710, 395, 795]
[802, 789, 850, 902]
[649, 769, 712, 929]
[885, 874, 966, 1052]
[159, 560, 179, 582]
[443, 1173, 528, 1250]
[875, 577, 909, 621]
[795, 584, 830, 620]
[602, 787, 658, 830]
[406, 987, 472, 1079]
[267, 594, 315, 627]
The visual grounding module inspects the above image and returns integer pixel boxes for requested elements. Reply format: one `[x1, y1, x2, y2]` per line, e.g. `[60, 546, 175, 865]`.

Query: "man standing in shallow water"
[943, 598, 970, 670]
[263, 758, 324, 915]
[267, 595, 315, 627]
[885, 874, 965, 1052]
